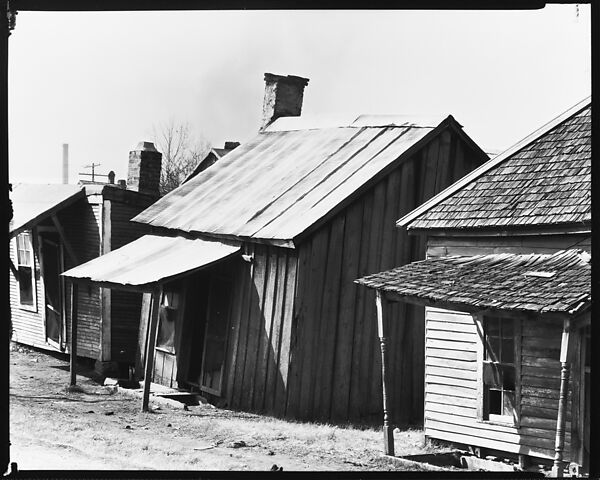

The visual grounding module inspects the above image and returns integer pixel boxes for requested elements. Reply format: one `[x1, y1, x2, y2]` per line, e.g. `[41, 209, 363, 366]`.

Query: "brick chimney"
[127, 141, 162, 197]
[260, 73, 310, 131]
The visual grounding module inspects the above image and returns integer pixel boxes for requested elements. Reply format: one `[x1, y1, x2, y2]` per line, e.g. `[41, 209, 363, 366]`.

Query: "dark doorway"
[199, 274, 233, 396]
[41, 235, 63, 348]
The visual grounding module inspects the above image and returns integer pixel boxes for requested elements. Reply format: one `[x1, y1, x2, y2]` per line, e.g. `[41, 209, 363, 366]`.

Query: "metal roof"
[399, 97, 591, 231]
[62, 234, 240, 290]
[356, 249, 590, 316]
[9, 183, 85, 236]
[133, 115, 465, 247]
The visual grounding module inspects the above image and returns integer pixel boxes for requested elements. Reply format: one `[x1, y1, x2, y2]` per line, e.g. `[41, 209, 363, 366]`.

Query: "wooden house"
[63, 72, 489, 424]
[9, 142, 161, 374]
[356, 98, 591, 474]
[183, 141, 240, 184]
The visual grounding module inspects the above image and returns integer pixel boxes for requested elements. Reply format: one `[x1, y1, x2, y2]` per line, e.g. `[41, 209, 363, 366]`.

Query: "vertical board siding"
[423, 307, 573, 461]
[225, 244, 298, 416]
[283, 131, 486, 424]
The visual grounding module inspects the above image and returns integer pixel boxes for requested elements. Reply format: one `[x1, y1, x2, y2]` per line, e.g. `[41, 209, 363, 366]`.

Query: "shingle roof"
[133, 115, 477, 247]
[356, 249, 590, 315]
[402, 99, 591, 231]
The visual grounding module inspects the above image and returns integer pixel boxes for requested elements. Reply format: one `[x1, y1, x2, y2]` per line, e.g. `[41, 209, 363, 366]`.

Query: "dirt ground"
[9, 344, 447, 472]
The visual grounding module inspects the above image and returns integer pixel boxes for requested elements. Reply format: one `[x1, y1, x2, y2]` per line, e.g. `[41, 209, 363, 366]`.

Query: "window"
[156, 290, 180, 353]
[15, 232, 36, 309]
[482, 316, 519, 424]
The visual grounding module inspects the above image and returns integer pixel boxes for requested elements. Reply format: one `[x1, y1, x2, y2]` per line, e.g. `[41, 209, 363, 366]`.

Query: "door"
[41, 236, 63, 348]
[199, 275, 232, 396]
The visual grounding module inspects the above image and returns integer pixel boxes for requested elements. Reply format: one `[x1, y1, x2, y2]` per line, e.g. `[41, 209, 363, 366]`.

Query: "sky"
[8, 6, 591, 184]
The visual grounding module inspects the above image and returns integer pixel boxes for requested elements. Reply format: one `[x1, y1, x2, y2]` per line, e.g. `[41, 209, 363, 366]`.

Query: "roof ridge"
[397, 96, 591, 228]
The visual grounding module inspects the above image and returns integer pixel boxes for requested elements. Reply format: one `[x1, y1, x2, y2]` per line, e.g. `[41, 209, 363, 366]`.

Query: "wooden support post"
[552, 318, 571, 477]
[141, 286, 161, 412]
[69, 282, 79, 386]
[376, 290, 394, 456]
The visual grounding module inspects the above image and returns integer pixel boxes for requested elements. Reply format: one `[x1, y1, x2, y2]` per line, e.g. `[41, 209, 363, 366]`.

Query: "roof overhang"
[356, 249, 591, 318]
[62, 234, 241, 292]
[9, 184, 85, 237]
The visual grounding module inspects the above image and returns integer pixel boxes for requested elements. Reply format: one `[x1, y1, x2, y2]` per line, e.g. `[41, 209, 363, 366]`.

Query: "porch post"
[69, 282, 78, 386]
[552, 318, 571, 477]
[376, 289, 394, 456]
[142, 285, 162, 412]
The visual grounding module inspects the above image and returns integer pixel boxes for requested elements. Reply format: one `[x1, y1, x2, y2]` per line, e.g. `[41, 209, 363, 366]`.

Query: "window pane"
[156, 307, 176, 352]
[503, 391, 516, 416]
[483, 362, 501, 388]
[501, 318, 513, 338]
[489, 389, 502, 415]
[485, 317, 500, 337]
[18, 266, 34, 305]
[502, 365, 516, 391]
[501, 338, 514, 363]
[486, 336, 500, 362]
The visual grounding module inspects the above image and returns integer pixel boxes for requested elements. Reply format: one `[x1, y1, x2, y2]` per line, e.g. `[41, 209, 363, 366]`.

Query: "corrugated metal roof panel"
[62, 235, 240, 288]
[133, 119, 440, 244]
[10, 183, 85, 236]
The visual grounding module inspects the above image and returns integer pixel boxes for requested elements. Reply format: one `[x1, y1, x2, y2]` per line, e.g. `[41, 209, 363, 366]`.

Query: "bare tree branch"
[152, 119, 211, 195]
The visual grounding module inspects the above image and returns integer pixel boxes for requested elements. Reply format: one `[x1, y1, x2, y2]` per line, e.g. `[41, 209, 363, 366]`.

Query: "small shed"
[63, 72, 489, 425]
[356, 98, 591, 474]
[9, 142, 161, 374]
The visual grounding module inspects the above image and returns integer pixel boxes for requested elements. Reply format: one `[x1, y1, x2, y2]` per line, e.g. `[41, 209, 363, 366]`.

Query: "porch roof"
[356, 249, 590, 316]
[10, 183, 85, 236]
[62, 234, 240, 291]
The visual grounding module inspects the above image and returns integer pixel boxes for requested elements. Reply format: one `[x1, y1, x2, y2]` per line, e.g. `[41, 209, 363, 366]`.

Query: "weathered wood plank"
[426, 411, 519, 434]
[314, 214, 346, 421]
[348, 189, 374, 421]
[521, 356, 561, 369]
[426, 375, 477, 390]
[264, 250, 287, 413]
[425, 356, 477, 371]
[426, 330, 477, 343]
[426, 383, 477, 399]
[242, 245, 268, 411]
[426, 365, 478, 380]
[522, 375, 561, 390]
[425, 401, 477, 419]
[253, 249, 278, 411]
[427, 320, 477, 334]
[331, 200, 363, 422]
[298, 227, 330, 420]
[426, 308, 475, 325]
[425, 392, 478, 409]
[285, 242, 311, 418]
[426, 348, 478, 362]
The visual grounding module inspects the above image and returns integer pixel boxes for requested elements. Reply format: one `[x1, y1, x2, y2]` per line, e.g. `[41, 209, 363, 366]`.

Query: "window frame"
[13, 231, 38, 312]
[475, 314, 521, 427]
[155, 289, 182, 354]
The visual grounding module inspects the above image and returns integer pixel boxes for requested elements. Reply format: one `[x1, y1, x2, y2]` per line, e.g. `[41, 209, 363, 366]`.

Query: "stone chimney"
[260, 73, 310, 131]
[127, 141, 162, 197]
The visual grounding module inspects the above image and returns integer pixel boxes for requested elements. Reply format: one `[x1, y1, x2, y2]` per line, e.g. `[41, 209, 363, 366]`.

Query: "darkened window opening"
[16, 231, 35, 307]
[483, 316, 518, 423]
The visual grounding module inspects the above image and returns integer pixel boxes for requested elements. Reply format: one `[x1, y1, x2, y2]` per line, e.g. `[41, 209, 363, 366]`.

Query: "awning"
[10, 183, 85, 236]
[62, 234, 241, 291]
[356, 249, 591, 316]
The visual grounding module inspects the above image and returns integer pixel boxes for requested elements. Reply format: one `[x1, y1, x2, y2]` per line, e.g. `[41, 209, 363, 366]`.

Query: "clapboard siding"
[427, 233, 591, 259]
[109, 200, 150, 363]
[284, 130, 485, 424]
[59, 200, 102, 360]
[224, 244, 298, 417]
[9, 233, 50, 349]
[424, 306, 573, 461]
